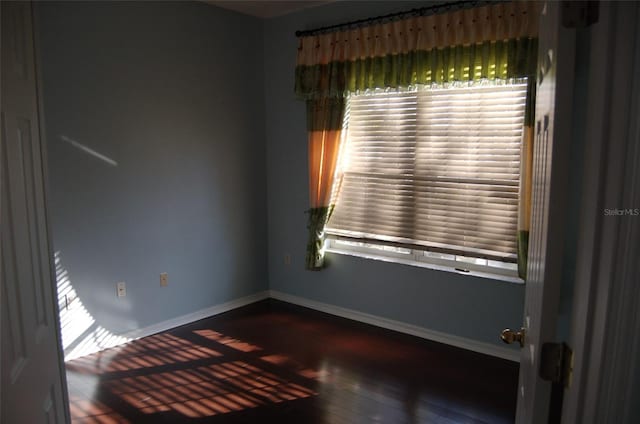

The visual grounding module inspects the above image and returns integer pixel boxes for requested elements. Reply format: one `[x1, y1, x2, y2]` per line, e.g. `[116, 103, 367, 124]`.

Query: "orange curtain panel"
[305, 98, 344, 270]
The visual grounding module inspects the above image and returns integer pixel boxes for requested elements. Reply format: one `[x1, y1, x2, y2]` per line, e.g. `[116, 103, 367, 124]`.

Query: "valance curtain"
[295, 0, 540, 273]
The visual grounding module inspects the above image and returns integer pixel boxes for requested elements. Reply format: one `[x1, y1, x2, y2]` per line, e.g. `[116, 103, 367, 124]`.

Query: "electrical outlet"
[116, 281, 126, 297]
[284, 253, 291, 265]
[160, 272, 168, 287]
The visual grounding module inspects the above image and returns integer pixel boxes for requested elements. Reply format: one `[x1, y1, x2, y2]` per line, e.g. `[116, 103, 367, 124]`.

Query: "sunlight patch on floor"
[68, 330, 318, 420]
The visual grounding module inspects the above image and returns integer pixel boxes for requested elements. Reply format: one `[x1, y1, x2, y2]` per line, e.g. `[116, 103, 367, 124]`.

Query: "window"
[325, 81, 528, 280]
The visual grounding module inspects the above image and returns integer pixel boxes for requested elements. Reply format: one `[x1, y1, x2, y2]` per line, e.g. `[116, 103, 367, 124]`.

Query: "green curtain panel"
[518, 123, 534, 279]
[517, 81, 537, 280]
[306, 205, 334, 270]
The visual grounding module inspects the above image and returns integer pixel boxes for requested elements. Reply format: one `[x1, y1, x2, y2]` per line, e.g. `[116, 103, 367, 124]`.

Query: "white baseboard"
[123, 290, 271, 341]
[64, 291, 270, 361]
[269, 290, 520, 362]
[65, 289, 518, 363]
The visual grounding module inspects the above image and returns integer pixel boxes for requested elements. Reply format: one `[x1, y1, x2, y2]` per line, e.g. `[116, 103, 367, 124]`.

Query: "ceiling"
[203, 1, 332, 19]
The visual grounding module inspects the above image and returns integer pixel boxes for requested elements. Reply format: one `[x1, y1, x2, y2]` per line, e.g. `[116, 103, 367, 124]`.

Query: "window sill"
[325, 246, 524, 285]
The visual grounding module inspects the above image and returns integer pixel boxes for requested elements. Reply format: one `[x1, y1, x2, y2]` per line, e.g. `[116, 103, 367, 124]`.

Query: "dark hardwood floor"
[65, 299, 519, 423]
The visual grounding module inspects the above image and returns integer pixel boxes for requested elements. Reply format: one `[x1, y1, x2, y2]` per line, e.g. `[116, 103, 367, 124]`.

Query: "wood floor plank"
[65, 299, 518, 423]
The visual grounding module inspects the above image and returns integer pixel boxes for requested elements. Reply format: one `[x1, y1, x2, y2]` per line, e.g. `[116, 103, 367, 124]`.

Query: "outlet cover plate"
[116, 281, 126, 297]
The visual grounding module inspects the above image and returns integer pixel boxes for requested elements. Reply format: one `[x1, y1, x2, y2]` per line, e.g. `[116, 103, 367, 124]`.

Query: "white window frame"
[325, 82, 527, 283]
[325, 237, 521, 283]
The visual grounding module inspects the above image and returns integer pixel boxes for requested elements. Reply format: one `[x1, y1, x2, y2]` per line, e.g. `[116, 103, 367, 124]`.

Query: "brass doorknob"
[501, 328, 526, 347]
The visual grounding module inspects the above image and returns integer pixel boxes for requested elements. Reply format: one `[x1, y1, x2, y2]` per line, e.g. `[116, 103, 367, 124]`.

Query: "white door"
[514, 2, 576, 423]
[1, 1, 69, 423]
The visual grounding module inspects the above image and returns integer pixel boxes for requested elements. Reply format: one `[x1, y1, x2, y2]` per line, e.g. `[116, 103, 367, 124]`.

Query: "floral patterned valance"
[295, 1, 540, 99]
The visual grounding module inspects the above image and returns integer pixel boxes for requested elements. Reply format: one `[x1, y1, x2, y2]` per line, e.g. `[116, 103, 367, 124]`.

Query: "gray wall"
[37, 1, 267, 334]
[263, 1, 525, 347]
[38, 0, 526, 350]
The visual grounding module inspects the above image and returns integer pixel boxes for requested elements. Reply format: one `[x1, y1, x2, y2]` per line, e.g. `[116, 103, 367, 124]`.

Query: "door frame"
[561, 2, 640, 423]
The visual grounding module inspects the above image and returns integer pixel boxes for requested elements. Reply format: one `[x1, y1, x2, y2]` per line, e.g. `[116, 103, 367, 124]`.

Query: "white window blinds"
[326, 82, 528, 262]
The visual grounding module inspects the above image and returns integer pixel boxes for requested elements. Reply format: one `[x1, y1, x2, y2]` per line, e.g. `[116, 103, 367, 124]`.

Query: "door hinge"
[561, 1, 599, 28]
[540, 342, 574, 388]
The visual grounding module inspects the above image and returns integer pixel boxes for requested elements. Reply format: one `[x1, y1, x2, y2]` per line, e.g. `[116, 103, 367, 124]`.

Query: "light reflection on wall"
[55, 251, 130, 360]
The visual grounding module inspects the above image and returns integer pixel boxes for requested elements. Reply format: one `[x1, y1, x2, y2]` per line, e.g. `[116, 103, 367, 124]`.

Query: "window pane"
[327, 82, 527, 262]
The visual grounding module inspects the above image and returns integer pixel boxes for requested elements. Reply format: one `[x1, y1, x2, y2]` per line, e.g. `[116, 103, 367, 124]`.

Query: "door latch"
[501, 328, 526, 348]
